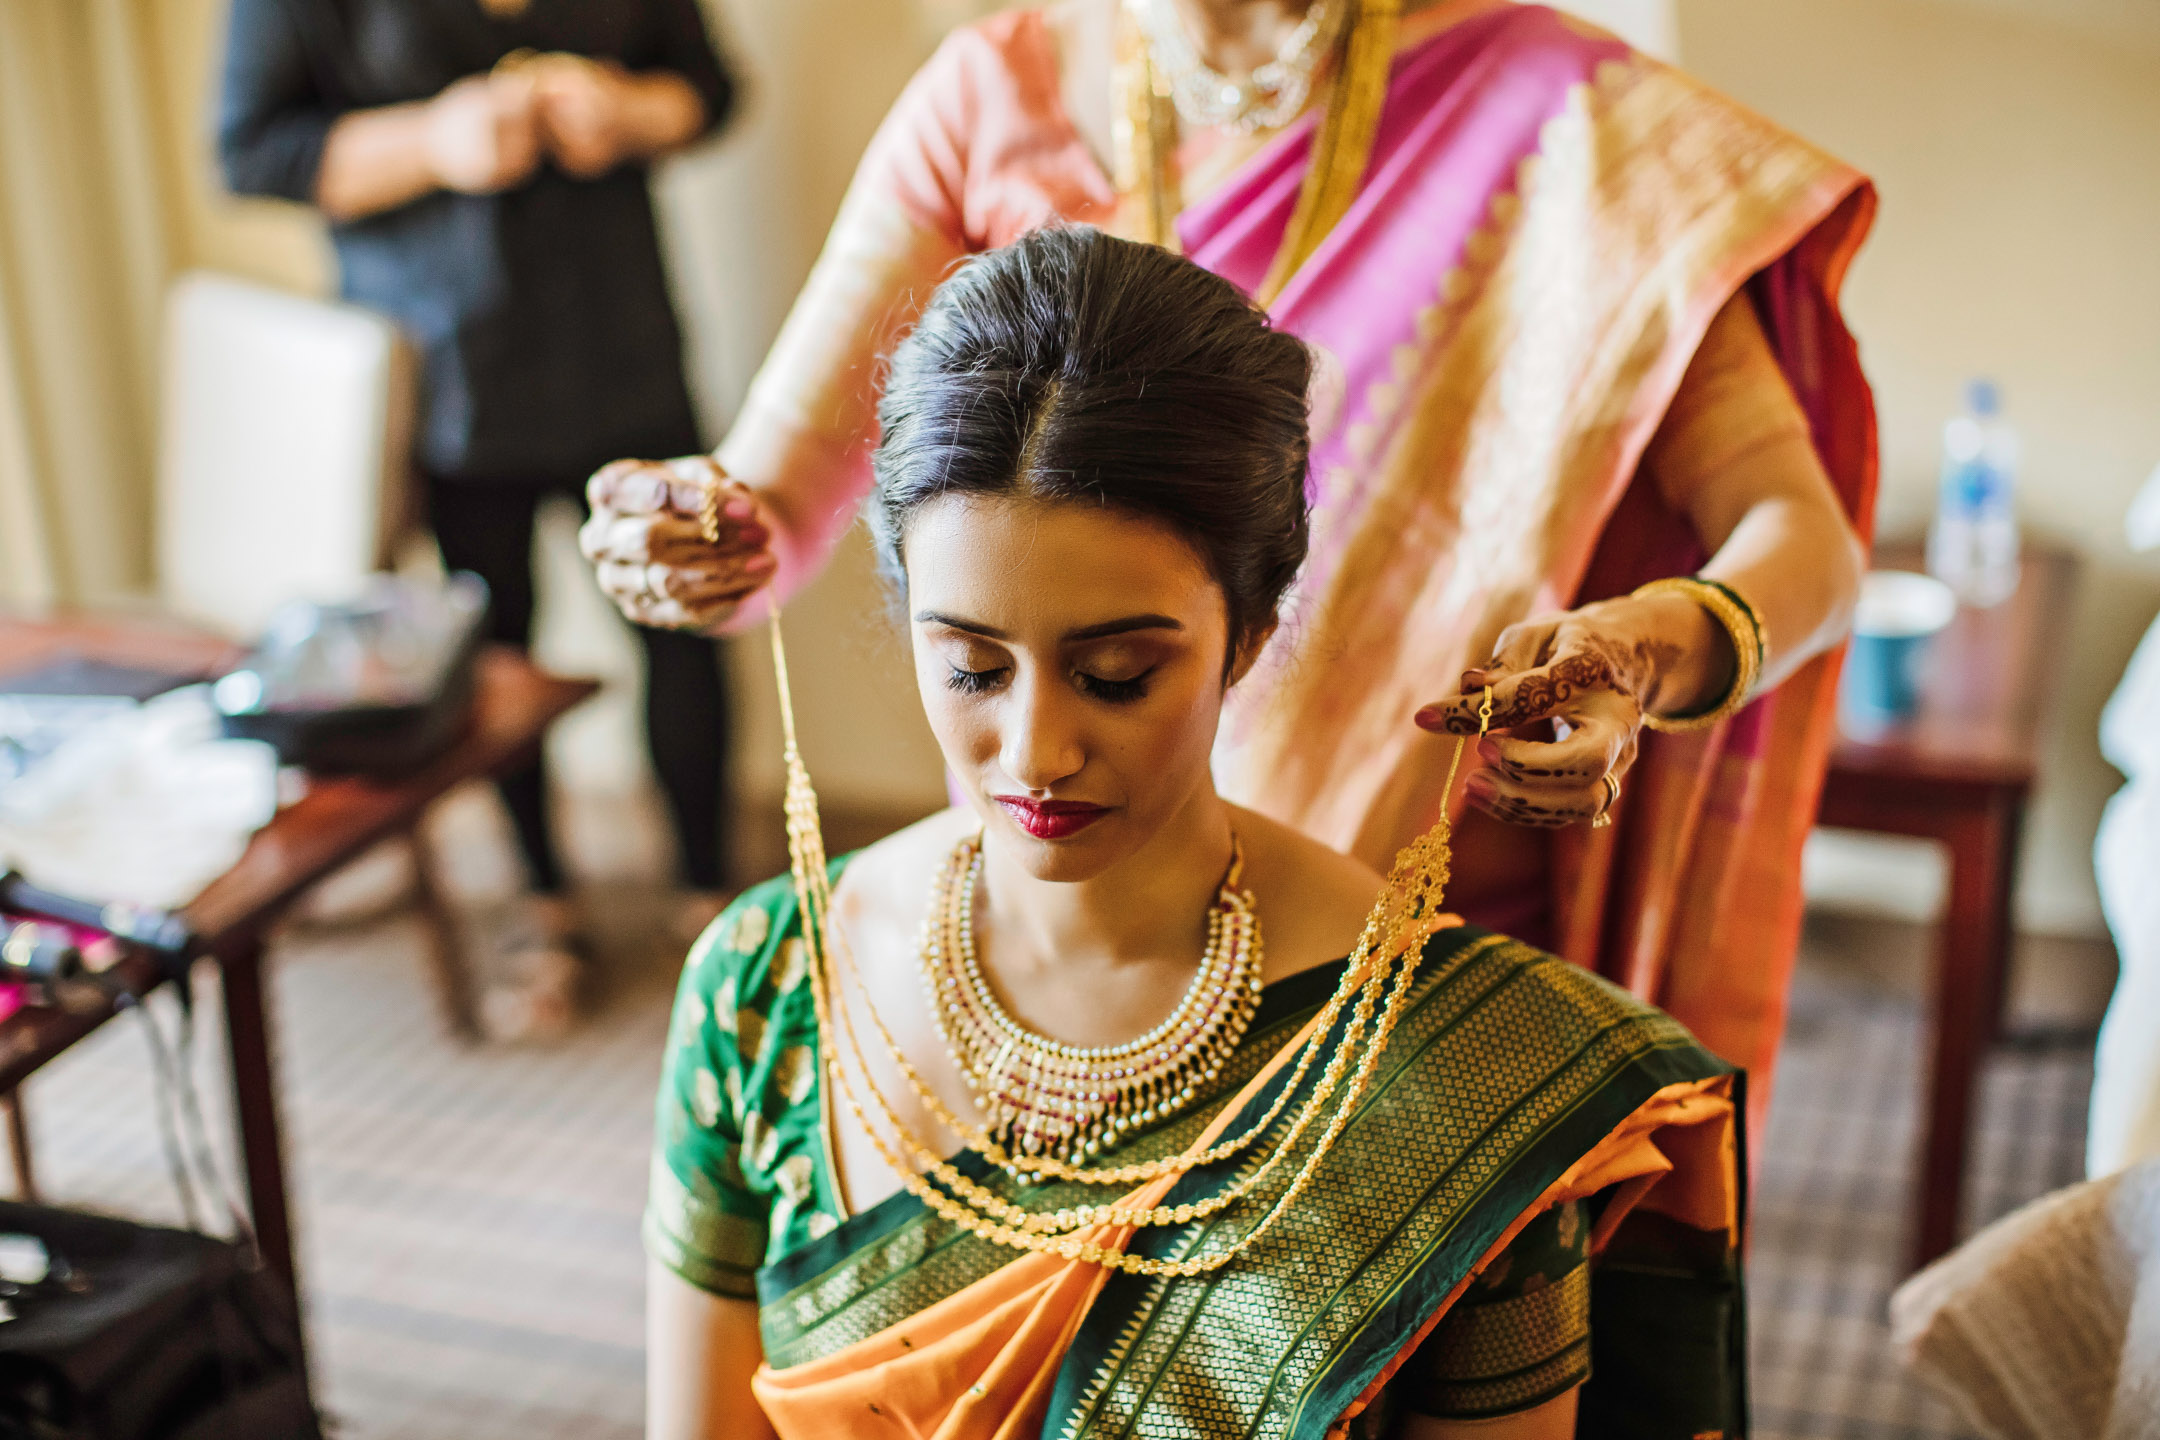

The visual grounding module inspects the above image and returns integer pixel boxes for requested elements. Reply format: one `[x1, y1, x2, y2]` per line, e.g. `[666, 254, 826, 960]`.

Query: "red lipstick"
[994, 796, 1110, 840]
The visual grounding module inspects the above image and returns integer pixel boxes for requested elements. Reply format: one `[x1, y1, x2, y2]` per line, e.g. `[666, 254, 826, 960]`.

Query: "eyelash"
[945, 667, 1005, 695]
[1077, 673, 1149, 704]
[942, 668, 1152, 704]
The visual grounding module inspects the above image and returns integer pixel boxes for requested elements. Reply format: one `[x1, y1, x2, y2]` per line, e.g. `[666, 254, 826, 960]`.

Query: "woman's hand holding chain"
[578, 455, 777, 634]
[1413, 589, 1740, 829]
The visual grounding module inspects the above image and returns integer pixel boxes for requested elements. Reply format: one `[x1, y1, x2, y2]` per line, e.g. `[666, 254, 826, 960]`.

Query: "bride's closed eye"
[945, 665, 1008, 694]
[1075, 670, 1151, 703]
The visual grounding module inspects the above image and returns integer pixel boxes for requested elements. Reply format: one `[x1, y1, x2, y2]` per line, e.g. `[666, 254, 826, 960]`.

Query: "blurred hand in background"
[424, 70, 543, 195]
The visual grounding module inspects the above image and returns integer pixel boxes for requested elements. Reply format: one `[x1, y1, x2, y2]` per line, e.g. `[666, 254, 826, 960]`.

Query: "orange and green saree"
[651, 872, 1747, 1437]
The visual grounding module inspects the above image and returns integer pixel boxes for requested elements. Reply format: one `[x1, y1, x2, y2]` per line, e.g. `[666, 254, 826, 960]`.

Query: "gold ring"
[1592, 772, 1620, 829]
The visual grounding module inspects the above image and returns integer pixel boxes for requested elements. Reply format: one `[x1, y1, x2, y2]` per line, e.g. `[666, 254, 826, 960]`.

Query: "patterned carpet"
[8, 801, 2103, 1439]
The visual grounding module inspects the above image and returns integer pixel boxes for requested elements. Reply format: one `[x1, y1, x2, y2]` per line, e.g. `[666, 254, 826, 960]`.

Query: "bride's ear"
[1226, 619, 1279, 688]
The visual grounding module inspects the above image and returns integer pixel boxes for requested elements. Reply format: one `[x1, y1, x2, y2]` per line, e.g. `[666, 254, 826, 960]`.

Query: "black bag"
[0, 1203, 320, 1440]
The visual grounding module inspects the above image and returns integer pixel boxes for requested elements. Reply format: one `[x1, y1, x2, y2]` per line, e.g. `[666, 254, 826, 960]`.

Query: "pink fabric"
[1183, 7, 1628, 543]
[869, 11, 1114, 251]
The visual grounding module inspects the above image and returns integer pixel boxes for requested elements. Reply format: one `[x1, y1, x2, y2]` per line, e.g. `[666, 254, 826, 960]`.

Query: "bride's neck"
[976, 787, 1235, 979]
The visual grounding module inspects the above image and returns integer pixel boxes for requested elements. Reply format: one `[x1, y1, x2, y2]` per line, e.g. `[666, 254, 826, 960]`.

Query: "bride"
[643, 227, 1743, 1439]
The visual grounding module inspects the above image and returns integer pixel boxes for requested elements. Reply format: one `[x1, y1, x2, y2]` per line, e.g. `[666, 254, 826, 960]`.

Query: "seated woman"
[644, 228, 1744, 1439]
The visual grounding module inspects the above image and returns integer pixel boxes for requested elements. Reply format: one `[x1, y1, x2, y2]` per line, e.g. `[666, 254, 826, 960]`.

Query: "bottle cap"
[1966, 378, 2001, 416]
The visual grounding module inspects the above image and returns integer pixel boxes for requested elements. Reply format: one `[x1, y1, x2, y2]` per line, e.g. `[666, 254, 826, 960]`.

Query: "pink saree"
[723, 0, 1877, 1142]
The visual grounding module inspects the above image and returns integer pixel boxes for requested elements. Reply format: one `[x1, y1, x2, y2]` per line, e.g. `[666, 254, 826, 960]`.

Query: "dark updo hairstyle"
[868, 226, 1313, 672]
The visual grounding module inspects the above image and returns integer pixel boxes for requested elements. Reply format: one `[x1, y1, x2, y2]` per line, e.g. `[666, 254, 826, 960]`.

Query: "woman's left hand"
[1412, 591, 1731, 828]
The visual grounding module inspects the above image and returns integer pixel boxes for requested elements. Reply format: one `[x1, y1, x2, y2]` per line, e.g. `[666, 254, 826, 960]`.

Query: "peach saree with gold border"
[730, 0, 1873, 1141]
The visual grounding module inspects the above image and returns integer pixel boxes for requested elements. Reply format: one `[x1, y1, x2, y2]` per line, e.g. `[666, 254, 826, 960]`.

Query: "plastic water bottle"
[1927, 379, 2022, 607]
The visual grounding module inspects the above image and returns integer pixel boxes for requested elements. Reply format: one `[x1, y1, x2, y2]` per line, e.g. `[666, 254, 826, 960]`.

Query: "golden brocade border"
[1233, 54, 1863, 864]
[647, 1157, 769, 1301]
[1410, 1262, 1593, 1415]
[763, 928, 1497, 1370]
[756, 992, 1319, 1368]
[1054, 939, 1703, 1438]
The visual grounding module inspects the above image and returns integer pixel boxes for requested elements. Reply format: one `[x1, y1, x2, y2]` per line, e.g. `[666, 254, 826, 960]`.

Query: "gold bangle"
[1632, 576, 1766, 732]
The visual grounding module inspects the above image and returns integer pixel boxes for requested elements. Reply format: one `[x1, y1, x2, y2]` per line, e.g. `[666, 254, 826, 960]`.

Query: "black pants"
[427, 477, 730, 893]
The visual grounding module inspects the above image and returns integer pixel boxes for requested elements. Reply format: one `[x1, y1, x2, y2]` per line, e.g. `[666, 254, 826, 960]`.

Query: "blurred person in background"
[581, 0, 1876, 1140]
[218, 0, 739, 1028]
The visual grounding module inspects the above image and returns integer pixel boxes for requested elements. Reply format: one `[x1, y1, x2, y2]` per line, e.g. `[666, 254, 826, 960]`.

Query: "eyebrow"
[912, 612, 1185, 642]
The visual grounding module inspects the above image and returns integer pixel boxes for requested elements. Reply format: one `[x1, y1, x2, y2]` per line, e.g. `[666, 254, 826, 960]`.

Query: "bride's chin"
[985, 825, 1130, 885]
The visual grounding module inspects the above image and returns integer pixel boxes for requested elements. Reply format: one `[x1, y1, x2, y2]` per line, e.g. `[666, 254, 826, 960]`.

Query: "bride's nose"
[998, 672, 1086, 792]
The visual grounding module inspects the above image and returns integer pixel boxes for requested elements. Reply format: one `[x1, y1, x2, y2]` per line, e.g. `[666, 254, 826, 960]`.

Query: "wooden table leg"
[406, 821, 479, 1040]
[1914, 787, 2023, 1268]
[219, 935, 302, 1317]
[4, 1089, 35, 1203]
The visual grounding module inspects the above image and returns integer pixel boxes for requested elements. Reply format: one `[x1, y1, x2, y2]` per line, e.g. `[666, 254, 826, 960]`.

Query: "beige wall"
[1677, 0, 2160, 935]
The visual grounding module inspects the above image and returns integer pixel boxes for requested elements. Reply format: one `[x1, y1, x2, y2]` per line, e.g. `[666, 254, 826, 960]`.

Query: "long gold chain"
[765, 597, 1494, 1274]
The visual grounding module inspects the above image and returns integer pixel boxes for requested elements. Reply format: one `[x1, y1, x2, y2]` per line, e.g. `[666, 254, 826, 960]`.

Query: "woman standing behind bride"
[645, 228, 1744, 1439]
[585, 0, 1875, 1142]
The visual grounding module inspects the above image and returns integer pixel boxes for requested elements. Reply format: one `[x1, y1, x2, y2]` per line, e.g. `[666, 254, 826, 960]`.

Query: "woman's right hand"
[425, 71, 543, 195]
[579, 455, 777, 633]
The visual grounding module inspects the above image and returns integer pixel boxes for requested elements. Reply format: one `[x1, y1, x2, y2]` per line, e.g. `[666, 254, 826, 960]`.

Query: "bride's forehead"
[904, 494, 1218, 618]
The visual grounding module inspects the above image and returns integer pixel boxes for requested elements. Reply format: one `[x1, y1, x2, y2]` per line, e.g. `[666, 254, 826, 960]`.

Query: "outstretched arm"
[581, 39, 979, 633]
[1417, 292, 1865, 827]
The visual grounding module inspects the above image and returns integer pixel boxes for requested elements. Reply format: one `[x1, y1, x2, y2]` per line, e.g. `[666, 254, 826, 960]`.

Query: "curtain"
[0, 0, 173, 609]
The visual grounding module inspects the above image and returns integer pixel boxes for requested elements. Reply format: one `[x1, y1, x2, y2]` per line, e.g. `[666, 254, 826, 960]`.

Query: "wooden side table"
[1815, 541, 2079, 1269]
[0, 613, 596, 1340]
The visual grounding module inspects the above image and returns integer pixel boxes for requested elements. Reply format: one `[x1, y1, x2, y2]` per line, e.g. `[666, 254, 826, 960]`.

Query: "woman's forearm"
[1696, 446, 1865, 690]
[315, 102, 441, 222]
[1639, 294, 1864, 716]
[706, 176, 970, 624]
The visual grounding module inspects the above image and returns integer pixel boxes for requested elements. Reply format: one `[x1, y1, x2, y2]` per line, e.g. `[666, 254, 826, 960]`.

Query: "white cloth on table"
[1891, 1159, 2160, 1440]
[0, 685, 278, 910]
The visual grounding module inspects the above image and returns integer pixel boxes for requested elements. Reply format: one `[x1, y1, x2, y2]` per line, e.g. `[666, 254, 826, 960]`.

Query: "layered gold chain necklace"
[921, 831, 1263, 1168]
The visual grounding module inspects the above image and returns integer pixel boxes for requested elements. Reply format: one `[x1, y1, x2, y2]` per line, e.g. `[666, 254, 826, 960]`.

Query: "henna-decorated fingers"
[578, 510, 768, 568]
[582, 454, 778, 631]
[1460, 691, 1639, 828]
[586, 454, 740, 520]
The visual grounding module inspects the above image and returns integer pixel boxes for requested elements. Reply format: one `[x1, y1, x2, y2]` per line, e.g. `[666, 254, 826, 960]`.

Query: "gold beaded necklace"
[922, 831, 1263, 1168]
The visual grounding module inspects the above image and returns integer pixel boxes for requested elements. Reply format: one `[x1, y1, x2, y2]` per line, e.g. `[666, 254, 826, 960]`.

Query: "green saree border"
[748, 922, 1738, 1439]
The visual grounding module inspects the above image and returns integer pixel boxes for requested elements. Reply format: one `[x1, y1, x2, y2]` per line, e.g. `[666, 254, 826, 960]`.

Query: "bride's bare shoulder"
[1227, 806, 1385, 980]
[829, 806, 977, 930]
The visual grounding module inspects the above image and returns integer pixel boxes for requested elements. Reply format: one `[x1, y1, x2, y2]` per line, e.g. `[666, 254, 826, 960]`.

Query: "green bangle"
[1631, 576, 1767, 732]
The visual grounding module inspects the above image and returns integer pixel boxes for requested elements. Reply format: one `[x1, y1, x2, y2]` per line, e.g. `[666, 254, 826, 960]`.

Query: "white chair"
[156, 271, 413, 638]
[147, 273, 482, 1039]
